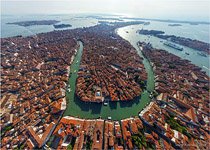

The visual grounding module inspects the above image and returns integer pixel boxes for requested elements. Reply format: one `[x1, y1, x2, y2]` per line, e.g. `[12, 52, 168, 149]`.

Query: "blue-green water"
[1, 15, 209, 75]
[1, 15, 209, 43]
[1, 14, 209, 120]
[117, 25, 210, 75]
[63, 41, 154, 120]
[1, 15, 98, 38]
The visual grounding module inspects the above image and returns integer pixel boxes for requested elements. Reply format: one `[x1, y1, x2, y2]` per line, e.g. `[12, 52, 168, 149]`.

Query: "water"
[1, 14, 209, 120]
[1, 15, 209, 43]
[2, 16, 209, 74]
[117, 25, 210, 75]
[1, 15, 98, 37]
[63, 41, 155, 120]
[139, 21, 210, 43]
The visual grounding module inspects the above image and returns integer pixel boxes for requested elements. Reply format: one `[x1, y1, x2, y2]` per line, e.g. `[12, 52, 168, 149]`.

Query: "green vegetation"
[67, 137, 76, 150]
[156, 63, 162, 67]
[132, 132, 147, 149]
[153, 90, 159, 97]
[169, 64, 176, 69]
[139, 80, 146, 89]
[67, 144, 73, 150]
[146, 141, 156, 149]
[19, 144, 25, 150]
[13, 144, 25, 150]
[46, 135, 55, 147]
[86, 140, 93, 150]
[166, 116, 192, 139]
[1, 125, 13, 137]
[2, 125, 13, 132]
[119, 138, 124, 145]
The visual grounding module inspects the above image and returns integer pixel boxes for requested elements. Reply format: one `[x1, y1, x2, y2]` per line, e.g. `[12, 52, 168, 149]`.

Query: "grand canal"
[63, 36, 155, 120]
[2, 15, 209, 120]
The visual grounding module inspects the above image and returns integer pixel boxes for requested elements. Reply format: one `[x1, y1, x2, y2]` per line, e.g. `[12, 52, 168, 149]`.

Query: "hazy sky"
[1, 0, 210, 21]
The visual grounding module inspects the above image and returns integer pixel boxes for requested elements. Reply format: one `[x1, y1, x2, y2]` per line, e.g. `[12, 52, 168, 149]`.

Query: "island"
[189, 22, 199, 25]
[1, 20, 209, 150]
[168, 23, 182, 26]
[76, 21, 147, 102]
[122, 17, 210, 25]
[138, 29, 210, 54]
[53, 24, 72, 29]
[0, 21, 147, 149]
[7, 20, 60, 27]
[139, 29, 165, 35]
[86, 15, 124, 21]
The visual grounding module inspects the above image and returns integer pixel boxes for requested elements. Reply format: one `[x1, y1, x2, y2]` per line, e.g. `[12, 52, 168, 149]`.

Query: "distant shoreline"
[121, 17, 210, 25]
[2, 14, 210, 25]
[7, 20, 60, 27]
[168, 24, 182, 27]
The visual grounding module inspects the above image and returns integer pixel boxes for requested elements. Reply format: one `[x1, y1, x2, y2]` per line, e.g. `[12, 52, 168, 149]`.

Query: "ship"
[163, 42, 183, 51]
[103, 102, 108, 106]
[197, 52, 207, 57]
[67, 88, 71, 92]
[143, 22, 150, 25]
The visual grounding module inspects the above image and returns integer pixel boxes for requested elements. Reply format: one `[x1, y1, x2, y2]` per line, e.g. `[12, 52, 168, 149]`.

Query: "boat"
[103, 102, 108, 106]
[143, 22, 150, 25]
[163, 42, 183, 51]
[149, 94, 153, 98]
[126, 31, 129, 33]
[197, 52, 207, 57]
[149, 92, 153, 98]
[185, 52, 190, 55]
[108, 117, 112, 120]
[74, 70, 77, 73]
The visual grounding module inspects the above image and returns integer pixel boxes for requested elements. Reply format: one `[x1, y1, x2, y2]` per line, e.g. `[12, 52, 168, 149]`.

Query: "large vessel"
[163, 42, 183, 51]
[197, 52, 207, 57]
[143, 22, 150, 25]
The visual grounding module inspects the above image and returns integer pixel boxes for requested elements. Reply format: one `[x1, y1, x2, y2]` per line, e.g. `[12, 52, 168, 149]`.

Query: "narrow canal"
[64, 31, 155, 120]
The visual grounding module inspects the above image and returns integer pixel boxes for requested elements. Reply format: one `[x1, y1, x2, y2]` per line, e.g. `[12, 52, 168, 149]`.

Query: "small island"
[189, 22, 199, 25]
[138, 29, 210, 54]
[139, 29, 165, 35]
[53, 24, 72, 29]
[168, 24, 182, 27]
[7, 20, 60, 27]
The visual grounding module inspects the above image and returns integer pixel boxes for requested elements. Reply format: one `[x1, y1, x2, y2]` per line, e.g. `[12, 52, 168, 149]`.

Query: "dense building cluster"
[76, 24, 147, 102]
[51, 116, 104, 150]
[48, 116, 178, 150]
[138, 29, 210, 54]
[1, 19, 209, 150]
[139, 42, 210, 149]
[1, 31, 79, 149]
[0, 21, 147, 149]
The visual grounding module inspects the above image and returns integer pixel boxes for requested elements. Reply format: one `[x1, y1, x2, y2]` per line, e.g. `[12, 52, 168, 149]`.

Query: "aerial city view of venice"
[0, 0, 210, 149]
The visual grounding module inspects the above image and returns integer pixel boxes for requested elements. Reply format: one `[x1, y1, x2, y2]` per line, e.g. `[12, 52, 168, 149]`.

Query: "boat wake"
[203, 66, 210, 71]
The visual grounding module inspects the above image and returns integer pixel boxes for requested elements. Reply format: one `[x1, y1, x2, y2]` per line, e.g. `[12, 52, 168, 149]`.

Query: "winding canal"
[64, 30, 155, 120]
